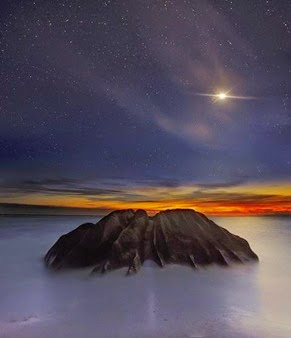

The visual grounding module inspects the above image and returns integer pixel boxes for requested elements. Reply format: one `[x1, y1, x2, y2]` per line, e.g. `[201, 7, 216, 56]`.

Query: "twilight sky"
[0, 0, 291, 215]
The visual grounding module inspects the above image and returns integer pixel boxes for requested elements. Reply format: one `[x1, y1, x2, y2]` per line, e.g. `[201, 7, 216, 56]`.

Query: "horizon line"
[1, 202, 291, 217]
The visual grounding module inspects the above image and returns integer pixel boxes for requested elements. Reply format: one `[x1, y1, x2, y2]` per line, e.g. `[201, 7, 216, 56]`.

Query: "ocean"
[0, 215, 291, 338]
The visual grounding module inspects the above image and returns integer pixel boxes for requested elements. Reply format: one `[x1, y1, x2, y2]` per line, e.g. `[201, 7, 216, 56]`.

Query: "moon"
[217, 93, 227, 100]
[194, 91, 259, 101]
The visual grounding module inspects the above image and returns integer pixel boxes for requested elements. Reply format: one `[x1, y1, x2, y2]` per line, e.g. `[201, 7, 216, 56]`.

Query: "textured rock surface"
[44, 209, 258, 274]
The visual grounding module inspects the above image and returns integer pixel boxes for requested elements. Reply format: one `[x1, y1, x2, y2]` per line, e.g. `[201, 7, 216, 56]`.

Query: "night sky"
[1, 0, 291, 215]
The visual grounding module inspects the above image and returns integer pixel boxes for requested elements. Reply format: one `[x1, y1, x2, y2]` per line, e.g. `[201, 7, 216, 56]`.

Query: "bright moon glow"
[217, 93, 227, 100]
[194, 92, 258, 101]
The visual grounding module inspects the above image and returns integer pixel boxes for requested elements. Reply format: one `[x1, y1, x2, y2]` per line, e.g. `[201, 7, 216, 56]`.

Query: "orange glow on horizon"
[4, 196, 290, 216]
[1, 181, 291, 216]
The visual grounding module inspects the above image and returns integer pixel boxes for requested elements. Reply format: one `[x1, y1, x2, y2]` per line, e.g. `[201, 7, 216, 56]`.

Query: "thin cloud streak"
[0, 177, 290, 215]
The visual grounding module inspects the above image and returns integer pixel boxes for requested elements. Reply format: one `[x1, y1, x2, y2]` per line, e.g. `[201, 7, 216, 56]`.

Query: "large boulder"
[44, 209, 258, 274]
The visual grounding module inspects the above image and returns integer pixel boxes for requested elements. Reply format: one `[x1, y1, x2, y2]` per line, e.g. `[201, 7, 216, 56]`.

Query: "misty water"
[0, 215, 291, 338]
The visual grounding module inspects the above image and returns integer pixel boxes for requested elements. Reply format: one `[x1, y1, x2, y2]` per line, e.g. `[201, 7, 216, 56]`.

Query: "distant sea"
[0, 215, 291, 338]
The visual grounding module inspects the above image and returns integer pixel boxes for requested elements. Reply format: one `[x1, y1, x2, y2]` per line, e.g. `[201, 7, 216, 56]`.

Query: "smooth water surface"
[0, 215, 291, 338]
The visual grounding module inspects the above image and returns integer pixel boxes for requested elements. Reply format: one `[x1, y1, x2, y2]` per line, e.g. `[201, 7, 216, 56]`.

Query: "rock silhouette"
[44, 209, 258, 274]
